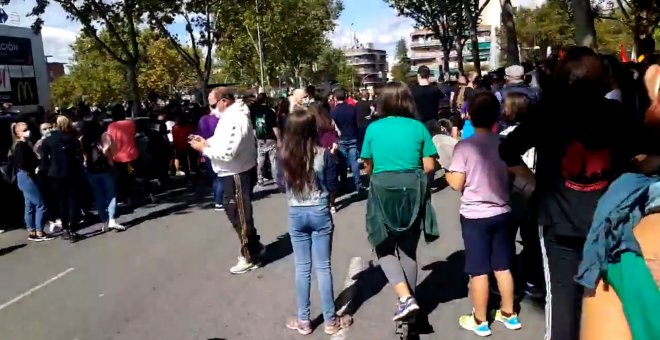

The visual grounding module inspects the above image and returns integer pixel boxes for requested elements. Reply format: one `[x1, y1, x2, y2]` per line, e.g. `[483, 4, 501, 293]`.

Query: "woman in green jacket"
[361, 81, 439, 322]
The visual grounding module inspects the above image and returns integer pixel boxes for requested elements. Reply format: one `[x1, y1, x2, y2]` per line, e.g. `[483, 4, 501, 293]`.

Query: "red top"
[107, 120, 138, 163]
[172, 124, 195, 151]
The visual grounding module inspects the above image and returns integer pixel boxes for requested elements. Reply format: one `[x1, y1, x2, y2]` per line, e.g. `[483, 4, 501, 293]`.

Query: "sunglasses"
[209, 102, 218, 109]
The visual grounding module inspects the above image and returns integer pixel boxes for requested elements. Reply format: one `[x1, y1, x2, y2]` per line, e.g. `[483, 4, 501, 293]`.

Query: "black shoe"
[62, 230, 83, 243]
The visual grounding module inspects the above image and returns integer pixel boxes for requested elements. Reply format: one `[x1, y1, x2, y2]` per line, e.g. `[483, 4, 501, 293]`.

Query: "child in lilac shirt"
[446, 92, 521, 337]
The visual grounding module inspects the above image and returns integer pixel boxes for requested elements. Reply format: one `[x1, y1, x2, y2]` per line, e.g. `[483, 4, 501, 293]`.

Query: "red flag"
[559, 50, 565, 59]
[620, 44, 629, 62]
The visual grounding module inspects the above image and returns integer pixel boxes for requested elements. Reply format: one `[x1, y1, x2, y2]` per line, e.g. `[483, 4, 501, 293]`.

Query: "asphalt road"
[0, 182, 545, 340]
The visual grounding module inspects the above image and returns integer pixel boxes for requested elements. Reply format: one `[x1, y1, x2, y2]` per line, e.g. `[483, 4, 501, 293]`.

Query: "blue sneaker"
[459, 313, 491, 337]
[495, 309, 522, 330]
[393, 296, 419, 321]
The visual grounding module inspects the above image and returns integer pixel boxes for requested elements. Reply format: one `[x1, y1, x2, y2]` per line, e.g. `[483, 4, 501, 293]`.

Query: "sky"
[0, 0, 540, 67]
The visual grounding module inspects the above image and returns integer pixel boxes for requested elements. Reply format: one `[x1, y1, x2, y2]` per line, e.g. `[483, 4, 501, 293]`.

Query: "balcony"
[348, 58, 377, 65]
[410, 39, 441, 48]
[410, 51, 440, 61]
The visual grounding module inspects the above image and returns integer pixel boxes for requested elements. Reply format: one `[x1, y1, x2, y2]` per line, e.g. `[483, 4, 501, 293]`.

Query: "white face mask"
[23, 130, 31, 138]
[212, 107, 221, 117]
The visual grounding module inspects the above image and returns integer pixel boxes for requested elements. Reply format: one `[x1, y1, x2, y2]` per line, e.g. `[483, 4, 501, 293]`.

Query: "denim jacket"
[576, 173, 660, 289]
[284, 148, 338, 207]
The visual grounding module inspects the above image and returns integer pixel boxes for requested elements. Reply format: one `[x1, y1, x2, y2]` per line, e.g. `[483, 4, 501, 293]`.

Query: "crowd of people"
[1, 42, 659, 340]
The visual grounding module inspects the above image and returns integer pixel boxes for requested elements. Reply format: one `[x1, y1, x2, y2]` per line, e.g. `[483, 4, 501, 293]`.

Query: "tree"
[31, 0, 145, 116]
[598, 0, 660, 53]
[513, 0, 631, 61]
[463, 0, 492, 74]
[214, 0, 343, 87]
[395, 38, 408, 61]
[570, 0, 599, 47]
[500, 0, 520, 65]
[147, 0, 221, 103]
[386, 0, 462, 78]
[50, 30, 197, 108]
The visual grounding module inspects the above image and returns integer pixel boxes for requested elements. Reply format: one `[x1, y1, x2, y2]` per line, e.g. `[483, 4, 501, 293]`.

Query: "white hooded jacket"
[204, 101, 257, 177]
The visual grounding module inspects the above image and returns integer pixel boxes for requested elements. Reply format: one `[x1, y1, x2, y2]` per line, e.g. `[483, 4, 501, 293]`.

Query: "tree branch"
[614, 0, 631, 21]
[478, 0, 491, 15]
[87, 1, 133, 60]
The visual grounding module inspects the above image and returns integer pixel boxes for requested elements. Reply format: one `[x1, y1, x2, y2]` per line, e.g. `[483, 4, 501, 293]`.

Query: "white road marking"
[332, 257, 364, 340]
[0, 267, 75, 311]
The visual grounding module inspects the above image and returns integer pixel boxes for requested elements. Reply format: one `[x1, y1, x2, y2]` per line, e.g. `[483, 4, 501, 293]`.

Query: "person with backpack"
[10, 121, 54, 241]
[40, 116, 85, 242]
[81, 116, 126, 232]
[250, 93, 281, 186]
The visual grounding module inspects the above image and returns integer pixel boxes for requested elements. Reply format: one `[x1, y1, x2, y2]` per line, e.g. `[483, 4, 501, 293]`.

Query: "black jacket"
[40, 130, 83, 179]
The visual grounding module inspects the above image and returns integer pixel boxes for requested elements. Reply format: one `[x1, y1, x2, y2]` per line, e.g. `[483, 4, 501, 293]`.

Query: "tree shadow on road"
[261, 233, 292, 266]
[413, 250, 468, 334]
[0, 243, 26, 256]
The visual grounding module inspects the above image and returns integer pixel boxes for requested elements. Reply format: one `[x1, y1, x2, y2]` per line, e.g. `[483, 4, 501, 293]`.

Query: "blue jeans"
[337, 139, 361, 191]
[204, 157, 224, 205]
[87, 171, 117, 223]
[17, 170, 46, 231]
[288, 205, 336, 322]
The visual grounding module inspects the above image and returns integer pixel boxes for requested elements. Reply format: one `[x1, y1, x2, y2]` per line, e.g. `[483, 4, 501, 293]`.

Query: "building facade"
[47, 62, 65, 82]
[342, 43, 388, 88]
[409, 25, 494, 78]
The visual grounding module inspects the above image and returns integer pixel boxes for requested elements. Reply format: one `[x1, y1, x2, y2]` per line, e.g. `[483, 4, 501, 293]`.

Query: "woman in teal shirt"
[361, 82, 439, 322]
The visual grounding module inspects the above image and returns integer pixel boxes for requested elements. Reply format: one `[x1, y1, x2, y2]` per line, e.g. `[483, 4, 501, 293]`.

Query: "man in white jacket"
[190, 87, 264, 274]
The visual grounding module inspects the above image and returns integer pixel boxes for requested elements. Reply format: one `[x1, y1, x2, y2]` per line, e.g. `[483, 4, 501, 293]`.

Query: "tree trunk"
[197, 78, 208, 106]
[465, 7, 482, 75]
[570, 0, 597, 48]
[456, 41, 466, 74]
[442, 47, 451, 79]
[500, 0, 520, 65]
[126, 62, 140, 118]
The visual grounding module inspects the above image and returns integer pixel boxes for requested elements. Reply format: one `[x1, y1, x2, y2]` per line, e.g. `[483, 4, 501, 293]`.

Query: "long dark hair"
[80, 115, 103, 158]
[307, 101, 333, 132]
[377, 82, 417, 118]
[280, 109, 318, 196]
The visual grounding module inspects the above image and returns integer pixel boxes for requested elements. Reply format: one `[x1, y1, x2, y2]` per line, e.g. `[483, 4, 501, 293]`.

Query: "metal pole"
[255, 0, 265, 88]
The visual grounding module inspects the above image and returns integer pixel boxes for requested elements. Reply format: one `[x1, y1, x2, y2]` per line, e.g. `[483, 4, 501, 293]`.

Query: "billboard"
[0, 36, 38, 105]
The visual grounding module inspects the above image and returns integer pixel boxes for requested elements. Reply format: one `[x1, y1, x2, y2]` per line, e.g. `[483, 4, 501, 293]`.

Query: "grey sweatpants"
[375, 229, 421, 291]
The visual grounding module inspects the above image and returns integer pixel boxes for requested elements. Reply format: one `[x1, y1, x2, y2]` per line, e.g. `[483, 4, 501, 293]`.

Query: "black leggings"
[51, 178, 79, 231]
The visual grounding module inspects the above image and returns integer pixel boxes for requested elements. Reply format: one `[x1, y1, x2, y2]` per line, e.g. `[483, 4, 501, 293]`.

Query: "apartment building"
[409, 25, 495, 77]
[343, 43, 388, 87]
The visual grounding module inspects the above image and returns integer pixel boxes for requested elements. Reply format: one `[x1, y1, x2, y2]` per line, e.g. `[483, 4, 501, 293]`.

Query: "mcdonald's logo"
[17, 81, 33, 103]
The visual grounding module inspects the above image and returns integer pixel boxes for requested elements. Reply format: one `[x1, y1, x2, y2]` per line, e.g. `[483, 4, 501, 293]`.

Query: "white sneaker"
[108, 220, 126, 231]
[229, 256, 258, 274]
[47, 221, 63, 234]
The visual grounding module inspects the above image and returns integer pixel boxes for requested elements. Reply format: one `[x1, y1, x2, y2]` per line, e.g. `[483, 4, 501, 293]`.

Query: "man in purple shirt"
[198, 109, 224, 210]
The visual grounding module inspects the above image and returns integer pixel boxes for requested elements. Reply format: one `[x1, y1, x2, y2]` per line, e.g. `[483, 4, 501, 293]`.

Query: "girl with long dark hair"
[81, 115, 125, 232]
[280, 109, 350, 335]
[307, 102, 339, 213]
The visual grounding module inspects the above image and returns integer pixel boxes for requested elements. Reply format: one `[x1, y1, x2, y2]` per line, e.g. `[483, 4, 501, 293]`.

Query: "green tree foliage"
[395, 38, 408, 61]
[147, 0, 222, 99]
[50, 30, 197, 108]
[598, 0, 660, 52]
[214, 0, 343, 87]
[30, 0, 159, 114]
[513, 0, 631, 62]
[30, 0, 147, 115]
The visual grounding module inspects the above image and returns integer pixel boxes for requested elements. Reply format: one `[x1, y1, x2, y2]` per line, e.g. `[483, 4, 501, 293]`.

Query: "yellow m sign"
[17, 81, 34, 103]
